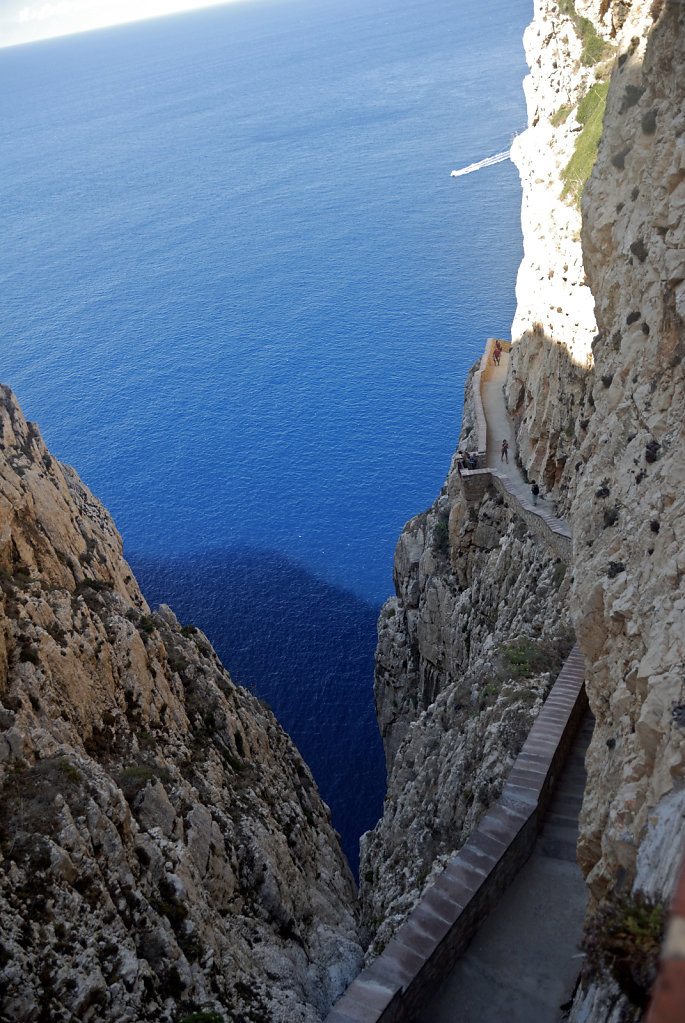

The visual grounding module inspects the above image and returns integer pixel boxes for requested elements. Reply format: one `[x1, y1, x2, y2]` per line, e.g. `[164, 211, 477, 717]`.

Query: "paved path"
[481, 349, 571, 536]
[415, 712, 594, 1023]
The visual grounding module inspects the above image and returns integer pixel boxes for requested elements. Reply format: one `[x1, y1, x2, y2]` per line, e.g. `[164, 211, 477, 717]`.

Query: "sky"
[1, 0, 249, 47]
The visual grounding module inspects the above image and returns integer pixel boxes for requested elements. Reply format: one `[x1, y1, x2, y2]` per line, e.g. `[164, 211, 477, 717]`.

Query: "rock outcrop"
[0, 385, 362, 1022]
[362, 0, 684, 1017]
[359, 424, 574, 955]
[572, 0, 685, 906]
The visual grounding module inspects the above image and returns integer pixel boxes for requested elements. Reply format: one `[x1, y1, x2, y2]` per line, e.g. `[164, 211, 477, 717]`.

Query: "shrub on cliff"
[581, 891, 665, 1009]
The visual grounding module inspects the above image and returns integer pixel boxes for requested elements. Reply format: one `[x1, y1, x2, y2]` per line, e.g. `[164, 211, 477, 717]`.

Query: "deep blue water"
[1, 0, 529, 872]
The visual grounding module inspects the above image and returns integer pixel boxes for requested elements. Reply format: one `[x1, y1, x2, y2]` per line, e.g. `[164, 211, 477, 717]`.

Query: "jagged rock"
[362, 3, 685, 1019]
[359, 392, 575, 956]
[0, 386, 362, 1021]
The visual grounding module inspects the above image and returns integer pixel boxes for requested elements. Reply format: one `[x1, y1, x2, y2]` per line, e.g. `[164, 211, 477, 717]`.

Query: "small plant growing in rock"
[581, 891, 665, 1008]
[137, 615, 155, 637]
[432, 514, 450, 555]
[552, 562, 567, 590]
[500, 637, 549, 679]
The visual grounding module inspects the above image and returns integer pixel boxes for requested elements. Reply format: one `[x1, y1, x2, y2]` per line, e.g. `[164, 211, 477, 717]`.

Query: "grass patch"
[558, 0, 606, 65]
[551, 103, 573, 127]
[562, 81, 610, 205]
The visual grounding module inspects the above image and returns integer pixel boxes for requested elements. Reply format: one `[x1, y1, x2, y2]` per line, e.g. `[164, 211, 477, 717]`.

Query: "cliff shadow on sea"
[129, 546, 386, 876]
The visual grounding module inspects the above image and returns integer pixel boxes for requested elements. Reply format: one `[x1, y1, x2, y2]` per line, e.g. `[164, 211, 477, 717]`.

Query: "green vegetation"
[552, 562, 567, 590]
[558, 0, 606, 65]
[500, 637, 552, 679]
[479, 681, 499, 710]
[551, 103, 573, 127]
[118, 764, 170, 802]
[562, 81, 610, 205]
[432, 513, 450, 555]
[56, 759, 81, 784]
[582, 892, 665, 1008]
[137, 615, 156, 637]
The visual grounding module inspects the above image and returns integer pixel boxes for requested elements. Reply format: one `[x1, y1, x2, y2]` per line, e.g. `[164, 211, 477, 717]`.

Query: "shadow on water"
[128, 547, 386, 877]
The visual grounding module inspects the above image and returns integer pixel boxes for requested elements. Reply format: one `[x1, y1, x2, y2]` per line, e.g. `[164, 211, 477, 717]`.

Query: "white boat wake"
[451, 148, 511, 177]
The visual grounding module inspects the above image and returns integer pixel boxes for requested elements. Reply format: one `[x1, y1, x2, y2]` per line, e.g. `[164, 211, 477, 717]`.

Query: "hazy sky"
[1, 0, 249, 48]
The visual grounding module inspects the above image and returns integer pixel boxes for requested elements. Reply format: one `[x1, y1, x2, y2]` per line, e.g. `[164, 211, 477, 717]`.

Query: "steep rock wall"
[361, 4, 685, 1018]
[0, 385, 362, 1022]
[359, 396, 574, 956]
[505, 0, 654, 518]
[572, 0, 685, 911]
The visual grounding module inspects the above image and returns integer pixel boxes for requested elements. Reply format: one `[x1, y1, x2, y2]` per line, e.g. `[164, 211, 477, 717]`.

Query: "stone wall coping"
[325, 644, 587, 1023]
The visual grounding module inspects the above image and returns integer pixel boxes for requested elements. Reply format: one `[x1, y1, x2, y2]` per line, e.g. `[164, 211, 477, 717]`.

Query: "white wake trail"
[450, 148, 511, 178]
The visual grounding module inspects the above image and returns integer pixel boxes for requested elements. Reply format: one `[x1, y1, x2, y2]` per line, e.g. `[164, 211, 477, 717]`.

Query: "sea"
[1, 0, 530, 874]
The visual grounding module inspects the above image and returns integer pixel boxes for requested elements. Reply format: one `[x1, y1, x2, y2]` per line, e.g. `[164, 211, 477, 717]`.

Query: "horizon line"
[0, 0, 262, 51]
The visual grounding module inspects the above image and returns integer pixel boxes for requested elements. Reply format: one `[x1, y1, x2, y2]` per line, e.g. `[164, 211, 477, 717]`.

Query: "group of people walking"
[458, 338, 545, 509]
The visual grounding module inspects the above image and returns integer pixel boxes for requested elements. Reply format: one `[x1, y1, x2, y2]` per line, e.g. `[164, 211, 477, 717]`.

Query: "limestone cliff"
[0, 385, 362, 1021]
[567, 0, 685, 1015]
[359, 408, 575, 954]
[362, 0, 684, 1016]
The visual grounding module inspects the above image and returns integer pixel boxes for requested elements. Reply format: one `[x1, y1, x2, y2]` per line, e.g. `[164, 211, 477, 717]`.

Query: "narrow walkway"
[325, 339, 587, 1023]
[415, 713, 593, 1023]
[478, 345, 571, 538]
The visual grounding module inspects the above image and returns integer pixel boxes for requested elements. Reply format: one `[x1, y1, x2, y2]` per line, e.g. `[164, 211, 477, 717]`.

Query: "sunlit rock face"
[0, 385, 362, 1022]
[505, 0, 655, 518]
[362, 5, 685, 1019]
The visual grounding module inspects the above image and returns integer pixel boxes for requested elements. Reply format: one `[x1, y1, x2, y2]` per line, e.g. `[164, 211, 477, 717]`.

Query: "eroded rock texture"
[362, 2, 685, 1019]
[0, 385, 362, 1022]
[359, 402, 574, 957]
[572, 0, 685, 906]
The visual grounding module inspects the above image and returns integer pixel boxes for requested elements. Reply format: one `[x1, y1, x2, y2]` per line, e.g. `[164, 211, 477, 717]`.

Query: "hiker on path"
[531, 481, 540, 505]
[501, 438, 509, 463]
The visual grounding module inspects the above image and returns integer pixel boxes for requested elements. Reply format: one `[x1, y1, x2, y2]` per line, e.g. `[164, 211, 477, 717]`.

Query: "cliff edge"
[0, 385, 363, 1021]
[361, 0, 684, 1017]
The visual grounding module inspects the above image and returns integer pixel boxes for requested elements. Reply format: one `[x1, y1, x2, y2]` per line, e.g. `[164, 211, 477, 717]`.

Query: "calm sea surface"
[1, 0, 529, 871]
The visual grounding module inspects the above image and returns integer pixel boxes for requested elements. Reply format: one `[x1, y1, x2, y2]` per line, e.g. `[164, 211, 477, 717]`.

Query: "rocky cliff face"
[0, 385, 362, 1021]
[359, 420, 575, 954]
[567, 5, 685, 1016]
[503, 0, 685, 918]
[362, 0, 684, 1015]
